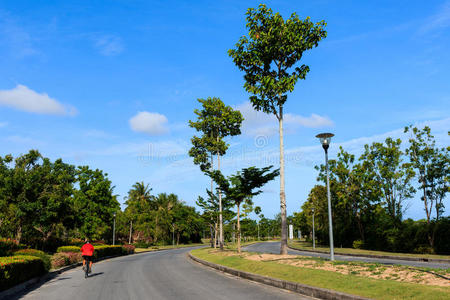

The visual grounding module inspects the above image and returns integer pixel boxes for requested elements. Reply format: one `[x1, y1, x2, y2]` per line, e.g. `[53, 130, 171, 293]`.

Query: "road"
[15, 247, 310, 300]
[244, 242, 450, 269]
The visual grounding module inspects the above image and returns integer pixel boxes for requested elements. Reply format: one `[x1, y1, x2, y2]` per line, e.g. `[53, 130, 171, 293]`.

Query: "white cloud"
[236, 101, 333, 137]
[418, 1, 450, 34]
[0, 85, 77, 115]
[94, 35, 124, 56]
[129, 111, 169, 135]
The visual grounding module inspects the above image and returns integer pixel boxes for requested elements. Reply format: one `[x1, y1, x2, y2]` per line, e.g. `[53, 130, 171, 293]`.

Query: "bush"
[57, 246, 80, 253]
[0, 238, 27, 256]
[51, 252, 82, 269]
[122, 244, 135, 255]
[14, 249, 51, 271]
[352, 240, 364, 249]
[434, 217, 450, 254]
[134, 241, 152, 248]
[413, 245, 434, 254]
[0, 256, 46, 291]
[93, 245, 123, 259]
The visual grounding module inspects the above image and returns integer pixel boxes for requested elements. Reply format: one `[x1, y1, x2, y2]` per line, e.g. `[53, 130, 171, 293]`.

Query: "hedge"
[57, 246, 80, 253]
[0, 255, 46, 291]
[14, 249, 51, 271]
[51, 252, 82, 269]
[0, 238, 27, 256]
[57, 245, 133, 258]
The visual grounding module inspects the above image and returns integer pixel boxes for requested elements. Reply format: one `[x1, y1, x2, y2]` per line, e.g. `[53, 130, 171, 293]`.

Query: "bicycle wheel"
[85, 263, 89, 278]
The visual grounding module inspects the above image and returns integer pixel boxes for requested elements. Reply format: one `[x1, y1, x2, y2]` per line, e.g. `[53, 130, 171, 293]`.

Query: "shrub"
[434, 217, 450, 254]
[413, 245, 434, 254]
[51, 252, 82, 269]
[134, 241, 152, 248]
[93, 245, 123, 259]
[352, 240, 364, 249]
[0, 256, 46, 291]
[122, 244, 135, 255]
[57, 246, 80, 253]
[0, 238, 27, 256]
[14, 249, 51, 271]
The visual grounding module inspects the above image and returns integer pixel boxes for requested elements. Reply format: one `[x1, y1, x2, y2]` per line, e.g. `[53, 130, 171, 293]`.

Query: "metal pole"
[172, 224, 175, 246]
[325, 149, 334, 260]
[312, 208, 315, 249]
[113, 213, 116, 246]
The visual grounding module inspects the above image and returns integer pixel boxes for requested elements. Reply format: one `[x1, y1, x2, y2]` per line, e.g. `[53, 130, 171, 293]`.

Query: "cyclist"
[81, 238, 94, 273]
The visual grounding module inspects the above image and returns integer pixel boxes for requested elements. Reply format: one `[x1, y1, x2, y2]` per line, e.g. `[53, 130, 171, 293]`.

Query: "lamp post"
[113, 212, 116, 246]
[316, 132, 335, 261]
[312, 206, 316, 249]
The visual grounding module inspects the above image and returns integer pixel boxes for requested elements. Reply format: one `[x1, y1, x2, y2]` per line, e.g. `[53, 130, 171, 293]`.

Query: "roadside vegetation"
[191, 248, 450, 300]
[289, 240, 450, 260]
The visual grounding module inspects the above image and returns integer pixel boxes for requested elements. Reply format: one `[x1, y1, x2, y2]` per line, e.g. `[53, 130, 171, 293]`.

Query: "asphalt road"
[15, 247, 311, 300]
[244, 242, 450, 269]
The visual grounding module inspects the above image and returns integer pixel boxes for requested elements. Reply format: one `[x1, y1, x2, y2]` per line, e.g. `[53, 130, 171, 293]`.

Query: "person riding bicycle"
[81, 238, 94, 273]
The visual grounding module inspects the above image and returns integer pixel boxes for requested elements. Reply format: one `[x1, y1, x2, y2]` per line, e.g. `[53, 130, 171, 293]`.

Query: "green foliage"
[73, 166, 120, 240]
[13, 249, 51, 271]
[352, 240, 364, 249]
[434, 217, 450, 254]
[0, 255, 46, 291]
[0, 238, 26, 256]
[228, 4, 327, 115]
[188, 97, 243, 171]
[57, 246, 80, 253]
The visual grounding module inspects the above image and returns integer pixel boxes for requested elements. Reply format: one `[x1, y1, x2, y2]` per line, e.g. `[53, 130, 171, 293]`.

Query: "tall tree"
[189, 97, 243, 250]
[228, 4, 327, 254]
[73, 166, 120, 240]
[209, 166, 279, 253]
[360, 138, 415, 227]
[124, 182, 154, 243]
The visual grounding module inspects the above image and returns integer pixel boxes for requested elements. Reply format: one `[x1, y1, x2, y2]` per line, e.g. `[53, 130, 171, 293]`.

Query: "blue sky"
[0, 0, 449, 220]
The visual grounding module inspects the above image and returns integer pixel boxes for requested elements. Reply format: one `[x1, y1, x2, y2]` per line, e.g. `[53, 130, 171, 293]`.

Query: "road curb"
[287, 245, 450, 264]
[0, 245, 206, 299]
[188, 252, 371, 300]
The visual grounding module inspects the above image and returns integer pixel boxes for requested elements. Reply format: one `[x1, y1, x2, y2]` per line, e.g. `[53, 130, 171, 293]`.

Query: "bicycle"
[84, 262, 90, 278]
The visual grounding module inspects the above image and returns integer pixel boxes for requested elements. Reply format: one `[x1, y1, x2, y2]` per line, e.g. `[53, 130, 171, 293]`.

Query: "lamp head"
[315, 133, 334, 151]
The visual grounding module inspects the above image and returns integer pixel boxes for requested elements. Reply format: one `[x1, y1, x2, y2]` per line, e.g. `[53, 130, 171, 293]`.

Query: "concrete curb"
[0, 245, 206, 299]
[188, 252, 371, 300]
[287, 245, 450, 264]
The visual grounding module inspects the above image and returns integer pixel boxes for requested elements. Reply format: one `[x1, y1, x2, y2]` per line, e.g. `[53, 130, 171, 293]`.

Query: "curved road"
[16, 247, 310, 300]
[244, 242, 450, 269]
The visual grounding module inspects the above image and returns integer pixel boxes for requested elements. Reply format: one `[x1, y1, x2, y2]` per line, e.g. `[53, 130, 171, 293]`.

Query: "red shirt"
[81, 243, 94, 256]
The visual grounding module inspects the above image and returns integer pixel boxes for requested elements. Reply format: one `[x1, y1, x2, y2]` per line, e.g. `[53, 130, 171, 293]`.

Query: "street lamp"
[113, 212, 117, 246]
[316, 132, 335, 261]
[312, 206, 315, 250]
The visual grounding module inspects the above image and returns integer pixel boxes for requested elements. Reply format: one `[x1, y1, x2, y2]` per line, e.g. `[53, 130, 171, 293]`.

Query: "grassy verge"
[135, 243, 204, 253]
[289, 240, 450, 260]
[191, 248, 450, 300]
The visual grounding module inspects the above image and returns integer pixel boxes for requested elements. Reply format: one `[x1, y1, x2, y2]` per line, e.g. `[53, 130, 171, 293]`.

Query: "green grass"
[135, 243, 204, 253]
[289, 240, 450, 260]
[191, 248, 450, 300]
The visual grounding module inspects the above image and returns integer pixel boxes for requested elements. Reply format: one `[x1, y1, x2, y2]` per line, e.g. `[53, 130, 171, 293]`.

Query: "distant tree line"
[294, 126, 449, 254]
[114, 182, 203, 246]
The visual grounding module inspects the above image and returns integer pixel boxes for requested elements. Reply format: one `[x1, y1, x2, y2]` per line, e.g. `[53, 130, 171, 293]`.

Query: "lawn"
[191, 248, 450, 300]
[289, 240, 450, 260]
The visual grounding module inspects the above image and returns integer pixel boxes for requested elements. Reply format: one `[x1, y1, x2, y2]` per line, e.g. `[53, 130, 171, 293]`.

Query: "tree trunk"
[209, 223, 214, 248]
[214, 222, 218, 249]
[16, 225, 22, 244]
[278, 106, 288, 254]
[237, 203, 241, 253]
[129, 220, 133, 244]
[217, 138, 224, 251]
